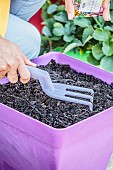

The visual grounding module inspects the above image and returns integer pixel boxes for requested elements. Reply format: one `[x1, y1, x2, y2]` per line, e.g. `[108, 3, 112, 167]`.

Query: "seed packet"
[74, 0, 104, 17]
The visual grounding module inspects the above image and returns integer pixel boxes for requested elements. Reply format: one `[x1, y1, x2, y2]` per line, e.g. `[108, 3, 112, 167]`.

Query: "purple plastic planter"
[0, 52, 113, 170]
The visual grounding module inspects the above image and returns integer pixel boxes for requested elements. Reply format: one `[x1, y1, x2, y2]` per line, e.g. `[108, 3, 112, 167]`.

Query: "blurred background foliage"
[40, 0, 113, 72]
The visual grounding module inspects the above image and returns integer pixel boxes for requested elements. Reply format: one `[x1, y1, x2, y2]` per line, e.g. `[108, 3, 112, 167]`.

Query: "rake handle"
[27, 66, 54, 92]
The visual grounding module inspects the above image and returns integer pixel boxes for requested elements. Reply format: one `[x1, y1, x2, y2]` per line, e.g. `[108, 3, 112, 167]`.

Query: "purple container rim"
[33, 52, 113, 75]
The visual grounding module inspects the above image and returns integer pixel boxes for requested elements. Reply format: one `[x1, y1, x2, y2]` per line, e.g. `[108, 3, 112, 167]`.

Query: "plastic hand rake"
[27, 66, 94, 111]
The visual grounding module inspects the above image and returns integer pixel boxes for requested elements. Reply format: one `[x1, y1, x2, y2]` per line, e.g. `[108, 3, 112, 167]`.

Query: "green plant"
[40, 1, 113, 72]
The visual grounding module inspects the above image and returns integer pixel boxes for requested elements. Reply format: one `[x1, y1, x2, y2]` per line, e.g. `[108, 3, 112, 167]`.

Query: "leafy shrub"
[40, 1, 113, 72]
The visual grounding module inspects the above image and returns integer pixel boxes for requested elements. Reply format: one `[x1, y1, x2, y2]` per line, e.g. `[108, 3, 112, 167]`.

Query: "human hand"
[102, 0, 111, 21]
[65, 0, 111, 21]
[0, 36, 36, 84]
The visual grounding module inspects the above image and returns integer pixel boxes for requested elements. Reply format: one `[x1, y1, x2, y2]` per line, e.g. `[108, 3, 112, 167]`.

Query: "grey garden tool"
[27, 66, 94, 111]
[106, 153, 113, 170]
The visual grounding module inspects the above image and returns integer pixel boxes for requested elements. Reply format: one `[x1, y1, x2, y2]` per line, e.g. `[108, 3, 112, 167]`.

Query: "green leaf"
[64, 39, 82, 53]
[40, 36, 50, 55]
[42, 18, 55, 32]
[100, 56, 113, 72]
[104, 26, 113, 32]
[53, 22, 64, 28]
[92, 44, 104, 60]
[63, 35, 74, 42]
[70, 24, 76, 34]
[57, 5, 65, 12]
[83, 35, 93, 45]
[74, 17, 91, 28]
[110, 34, 113, 41]
[54, 11, 68, 23]
[87, 54, 100, 66]
[82, 26, 94, 44]
[53, 27, 65, 36]
[102, 41, 113, 56]
[98, 16, 105, 23]
[54, 46, 66, 53]
[110, 10, 113, 23]
[42, 26, 52, 37]
[41, 1, 52, 20]
[86, 44, 94, 51]
[64, 23, 71, 35]
[50, 36, 61, 41]
[111, 2, 113, 9]
[47, 4, 58, 14]
[93, 28, 111, 41]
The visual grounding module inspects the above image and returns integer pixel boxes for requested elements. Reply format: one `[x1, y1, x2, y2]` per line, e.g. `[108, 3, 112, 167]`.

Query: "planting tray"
[0, 52, 113, 170]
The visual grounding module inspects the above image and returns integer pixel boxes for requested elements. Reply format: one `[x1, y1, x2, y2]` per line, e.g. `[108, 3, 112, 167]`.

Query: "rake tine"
[54, 83, 94, 95]
[64, 91, 93, 103]
[58, 95, 93, 111]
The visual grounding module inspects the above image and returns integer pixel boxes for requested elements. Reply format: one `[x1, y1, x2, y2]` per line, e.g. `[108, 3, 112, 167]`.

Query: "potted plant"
[0, 52, 113, 170]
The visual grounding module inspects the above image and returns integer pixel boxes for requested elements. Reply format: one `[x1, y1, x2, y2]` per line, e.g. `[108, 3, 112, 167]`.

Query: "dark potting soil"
[0, 60, 113, 128]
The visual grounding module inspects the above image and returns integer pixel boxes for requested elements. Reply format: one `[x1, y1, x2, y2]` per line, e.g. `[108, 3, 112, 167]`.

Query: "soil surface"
[0, 60, 113, 128]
